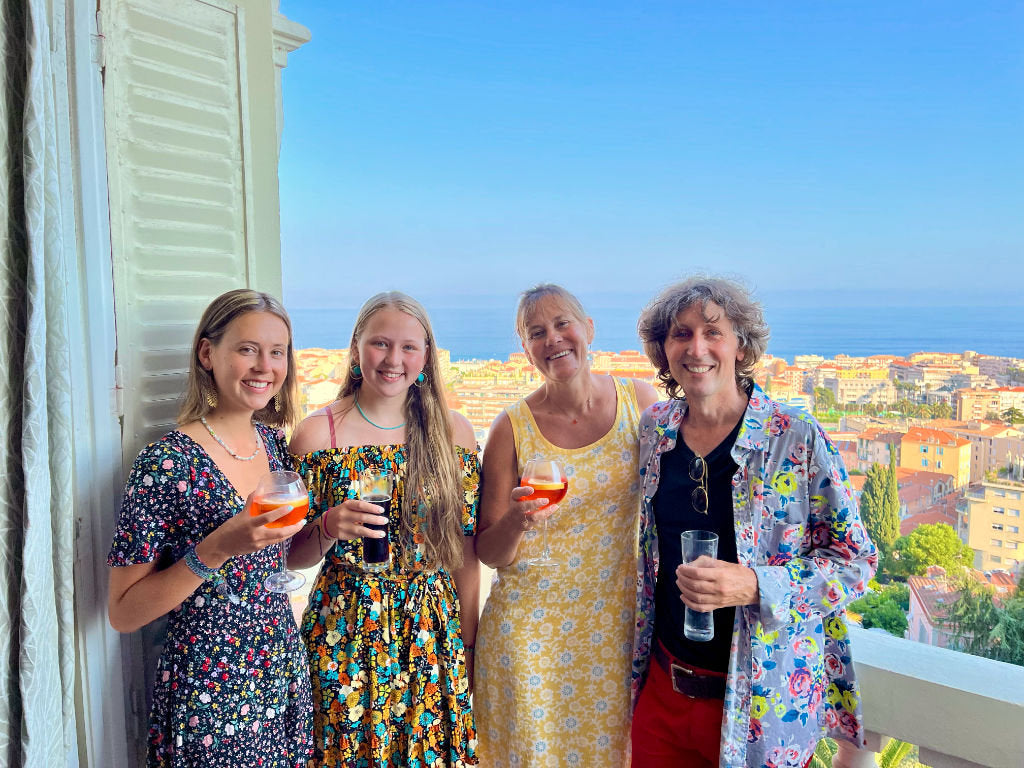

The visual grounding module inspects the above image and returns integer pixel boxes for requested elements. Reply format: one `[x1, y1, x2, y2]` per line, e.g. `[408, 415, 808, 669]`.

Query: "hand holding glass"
[520, 458, 568, 567]
[358, 469, 394, 572]
[680, 530, 718, 642]
[251, 470, 309, 593]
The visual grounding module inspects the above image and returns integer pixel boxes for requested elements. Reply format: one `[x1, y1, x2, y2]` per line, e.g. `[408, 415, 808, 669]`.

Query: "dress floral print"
[108, 424, 314, 768]
[633, 385, 877, 768]
[296, 444, 479, 768]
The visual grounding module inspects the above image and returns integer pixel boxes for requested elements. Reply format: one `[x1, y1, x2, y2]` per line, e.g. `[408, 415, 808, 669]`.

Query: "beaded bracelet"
[183, 546, 219, 581]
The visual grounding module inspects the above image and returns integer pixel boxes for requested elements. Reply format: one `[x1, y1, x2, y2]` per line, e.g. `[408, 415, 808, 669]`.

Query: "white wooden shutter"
[103, 0, 259, 456]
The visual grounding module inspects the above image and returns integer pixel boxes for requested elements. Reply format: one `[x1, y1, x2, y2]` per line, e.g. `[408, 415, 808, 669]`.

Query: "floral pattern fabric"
[633, 385, 877, 768]
[107, 425, 314, 768]
[295, 444, 479, 768]
[475, 377, 642, 767]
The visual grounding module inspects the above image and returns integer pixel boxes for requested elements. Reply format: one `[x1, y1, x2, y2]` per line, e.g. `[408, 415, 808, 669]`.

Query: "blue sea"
[290, 300, 1023, 362]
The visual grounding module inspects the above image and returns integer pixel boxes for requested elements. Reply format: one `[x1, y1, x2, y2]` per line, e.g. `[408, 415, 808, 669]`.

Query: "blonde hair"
[179, 289, 299, 427]
[637, 275, 769, 398]
[514, 283, 589, 343]
[337, 292, 466, 572]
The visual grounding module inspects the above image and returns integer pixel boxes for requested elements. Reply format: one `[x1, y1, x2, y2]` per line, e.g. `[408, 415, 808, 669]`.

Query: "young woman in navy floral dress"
[108, 289, 313, 767]
[287, 291, 480, 767]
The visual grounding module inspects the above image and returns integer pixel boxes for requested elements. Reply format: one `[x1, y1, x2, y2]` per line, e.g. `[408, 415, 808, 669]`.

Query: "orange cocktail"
[251, 493, 309, 528]
[519, 480, 568, 512]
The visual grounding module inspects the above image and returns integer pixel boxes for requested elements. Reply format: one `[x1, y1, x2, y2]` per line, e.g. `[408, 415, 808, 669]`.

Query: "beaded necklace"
[354, 393, 406, 430]
[200, 416, 262, 461]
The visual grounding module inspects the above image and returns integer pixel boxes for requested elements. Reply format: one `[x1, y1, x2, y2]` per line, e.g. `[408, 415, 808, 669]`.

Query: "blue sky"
[277, 1, 1023, 310]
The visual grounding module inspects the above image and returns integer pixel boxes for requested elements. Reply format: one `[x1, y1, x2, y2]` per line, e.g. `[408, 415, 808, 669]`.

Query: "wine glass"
[520, 458, 568, 567]
[251, 470, 310, 593]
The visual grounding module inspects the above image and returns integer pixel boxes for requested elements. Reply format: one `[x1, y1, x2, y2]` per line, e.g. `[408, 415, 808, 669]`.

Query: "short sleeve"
[107, 439, 190, 567]
[459, 447, 480, 536]
[260, 423, 294, 473]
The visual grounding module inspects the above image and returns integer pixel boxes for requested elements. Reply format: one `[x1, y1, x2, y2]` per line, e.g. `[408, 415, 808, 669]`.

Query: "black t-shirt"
[652, 415, 742, 673]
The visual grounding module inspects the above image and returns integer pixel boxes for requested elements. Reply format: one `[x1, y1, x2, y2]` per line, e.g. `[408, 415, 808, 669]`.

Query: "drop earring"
[351, 364, 362, 379]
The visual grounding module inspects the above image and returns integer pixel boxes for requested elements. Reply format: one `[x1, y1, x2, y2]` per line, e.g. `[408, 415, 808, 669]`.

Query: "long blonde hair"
[179, 289, 299, 428]
[337, 292, 466, 571]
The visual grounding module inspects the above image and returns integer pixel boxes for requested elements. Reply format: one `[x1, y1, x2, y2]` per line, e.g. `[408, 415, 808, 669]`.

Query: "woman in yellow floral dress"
[475, 284, 658, 767]
[288, 292, 480, 767]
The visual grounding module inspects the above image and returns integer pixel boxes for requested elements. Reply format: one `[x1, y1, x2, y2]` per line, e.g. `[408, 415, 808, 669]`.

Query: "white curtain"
[0, 0, 79, 764]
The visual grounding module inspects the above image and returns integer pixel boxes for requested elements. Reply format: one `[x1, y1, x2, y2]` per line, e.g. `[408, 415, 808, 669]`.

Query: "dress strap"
[325, 406, 338, 449]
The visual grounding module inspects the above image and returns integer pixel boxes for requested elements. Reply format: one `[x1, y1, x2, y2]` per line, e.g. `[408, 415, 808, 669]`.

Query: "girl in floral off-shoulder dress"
[107, 290, 313, 767]
[287, 291, 480, 768]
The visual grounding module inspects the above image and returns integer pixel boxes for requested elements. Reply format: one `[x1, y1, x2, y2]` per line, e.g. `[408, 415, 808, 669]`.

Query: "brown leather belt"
[652, 640, 726, 699]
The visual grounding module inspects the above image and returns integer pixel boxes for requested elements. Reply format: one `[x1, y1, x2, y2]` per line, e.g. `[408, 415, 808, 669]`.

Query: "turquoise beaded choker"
[354, 394, 406, 430]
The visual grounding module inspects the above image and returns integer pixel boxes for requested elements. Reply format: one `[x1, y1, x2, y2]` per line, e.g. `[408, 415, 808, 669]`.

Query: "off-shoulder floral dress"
[107, 425, 313, 768]
[295, 444, 479, 768]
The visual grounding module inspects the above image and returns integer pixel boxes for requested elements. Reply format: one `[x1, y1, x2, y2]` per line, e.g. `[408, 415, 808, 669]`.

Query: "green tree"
[945, 573, 1024, 666]
[930, 401, 953, 420]
[850, 582, 909, 637]
[879, 451, 901, 551]
[1001, 407, 1024, 424]
[883, 523, 974, 580]
[860, 458, 899, 556]
[814, 387, 835, 412]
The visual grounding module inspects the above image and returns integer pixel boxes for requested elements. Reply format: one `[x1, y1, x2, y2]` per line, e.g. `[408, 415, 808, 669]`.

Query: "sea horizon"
[288, 300, 1023, 362]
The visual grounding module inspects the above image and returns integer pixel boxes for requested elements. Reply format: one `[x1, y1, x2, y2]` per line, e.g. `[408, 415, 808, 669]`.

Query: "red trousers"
[630, 650, 726, 768]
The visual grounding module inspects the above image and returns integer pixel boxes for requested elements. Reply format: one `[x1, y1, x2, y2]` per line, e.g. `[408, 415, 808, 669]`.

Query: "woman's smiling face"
[521, 294, 594, 383]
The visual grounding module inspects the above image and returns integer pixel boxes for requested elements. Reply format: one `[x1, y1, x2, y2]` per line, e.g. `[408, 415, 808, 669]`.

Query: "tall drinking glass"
[358, 469, 395, 572]
[520, 458, 568, 567]
[680, 529, 719, 642]
[251, 470, 309, 593]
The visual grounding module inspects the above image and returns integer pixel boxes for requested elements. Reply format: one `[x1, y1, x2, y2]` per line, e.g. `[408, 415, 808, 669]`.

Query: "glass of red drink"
[251, 470, 310, 593]
[520, 458, 568, 567]
[357, 468, 394, 572]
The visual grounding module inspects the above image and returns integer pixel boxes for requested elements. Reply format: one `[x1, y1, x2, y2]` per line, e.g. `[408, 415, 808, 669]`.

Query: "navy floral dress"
[108, 424, 313, 768]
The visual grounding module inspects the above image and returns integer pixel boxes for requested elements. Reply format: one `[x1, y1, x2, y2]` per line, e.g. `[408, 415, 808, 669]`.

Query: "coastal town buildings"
[962, 477, 1024, 575]
[898, 427, 972, 488]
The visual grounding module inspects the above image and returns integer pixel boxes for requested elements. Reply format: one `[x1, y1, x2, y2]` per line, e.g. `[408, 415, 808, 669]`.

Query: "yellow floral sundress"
[475, 377, 642, 767]
[296, 444, 479, 767]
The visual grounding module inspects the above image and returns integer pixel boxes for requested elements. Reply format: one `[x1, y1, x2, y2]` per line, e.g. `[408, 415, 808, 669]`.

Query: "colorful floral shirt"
[632, 386, 877, 768]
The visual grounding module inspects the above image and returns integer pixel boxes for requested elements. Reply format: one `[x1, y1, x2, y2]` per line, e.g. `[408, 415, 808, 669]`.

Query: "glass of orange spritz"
[251, 470, 310, 592]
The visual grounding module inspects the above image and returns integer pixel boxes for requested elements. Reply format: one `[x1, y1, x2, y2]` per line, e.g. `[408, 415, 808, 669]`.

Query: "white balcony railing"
[848, 626, 1024, 768]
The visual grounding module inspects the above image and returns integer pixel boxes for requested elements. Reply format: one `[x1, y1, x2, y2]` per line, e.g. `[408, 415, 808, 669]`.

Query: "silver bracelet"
[183, 546, 219, 581]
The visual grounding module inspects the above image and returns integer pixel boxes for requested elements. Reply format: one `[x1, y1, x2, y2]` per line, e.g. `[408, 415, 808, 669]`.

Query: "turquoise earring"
[414, 371, 427, 387]
[351, 364, 362, 378]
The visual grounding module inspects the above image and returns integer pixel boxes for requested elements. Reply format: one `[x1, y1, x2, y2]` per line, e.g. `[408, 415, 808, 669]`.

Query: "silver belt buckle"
[670, 661, 696, 698]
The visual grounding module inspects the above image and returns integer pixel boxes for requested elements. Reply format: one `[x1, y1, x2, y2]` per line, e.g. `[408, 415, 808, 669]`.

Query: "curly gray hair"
[637, 275, 769, 398]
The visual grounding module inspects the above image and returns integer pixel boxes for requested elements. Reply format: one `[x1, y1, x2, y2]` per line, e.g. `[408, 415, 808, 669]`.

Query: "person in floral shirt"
[631, 276, 877, 768]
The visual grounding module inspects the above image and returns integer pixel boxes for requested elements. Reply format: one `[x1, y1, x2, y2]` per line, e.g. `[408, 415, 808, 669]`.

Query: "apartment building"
[899, 427, 972, 488]
[824, 368, 896, 405]
[962, 478, 1024, 575]
[856, 427, 904, 472]
[956, 388, 1003, 421]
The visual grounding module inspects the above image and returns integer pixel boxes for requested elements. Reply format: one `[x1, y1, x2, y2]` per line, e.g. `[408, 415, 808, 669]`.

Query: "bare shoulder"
[289, 405, 332, 456]
[630, 378, 660, 410]
[449, 410, 477, 451]
[483, 411, 516, 468]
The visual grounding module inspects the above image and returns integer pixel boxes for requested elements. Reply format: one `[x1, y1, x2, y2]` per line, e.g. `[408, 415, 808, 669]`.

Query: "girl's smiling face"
[353, 307, 428, 398]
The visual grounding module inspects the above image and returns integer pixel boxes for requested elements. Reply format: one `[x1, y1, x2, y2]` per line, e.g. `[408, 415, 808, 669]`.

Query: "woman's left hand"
[675, 557, 759, 612]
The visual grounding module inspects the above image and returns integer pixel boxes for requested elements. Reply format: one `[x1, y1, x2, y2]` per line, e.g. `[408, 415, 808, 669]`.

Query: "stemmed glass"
[521, 458, 568, 567]
[251, 470, 310, 593]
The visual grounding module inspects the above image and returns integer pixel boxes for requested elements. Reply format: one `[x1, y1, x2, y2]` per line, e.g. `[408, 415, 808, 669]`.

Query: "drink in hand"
[519, 480, 568, 512]
[520, 458, 567, 567]
[251, 492, 309, 528]
[253, 470, 309, 593]
[358, 469, 395, 572]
